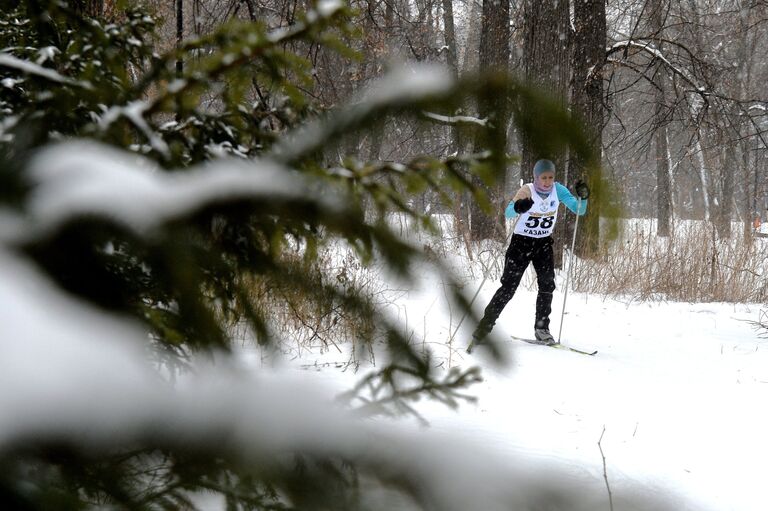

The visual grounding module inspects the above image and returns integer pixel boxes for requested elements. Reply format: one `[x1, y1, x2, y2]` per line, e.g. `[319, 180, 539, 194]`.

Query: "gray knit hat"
[533, 159, 556, 177]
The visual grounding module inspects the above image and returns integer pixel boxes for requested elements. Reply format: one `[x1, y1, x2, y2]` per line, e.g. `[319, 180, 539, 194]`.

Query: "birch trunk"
[693, 138, 712, 222]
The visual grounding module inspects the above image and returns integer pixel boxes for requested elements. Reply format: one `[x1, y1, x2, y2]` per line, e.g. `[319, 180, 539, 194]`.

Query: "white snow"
[0, 138, 765, 508]
[316, 0, 344, 18]
[446, 294, 767, 511]
[98, 100, 170, 156]
[0, 246, 643, 511]
[167, 78, 187, 93]
[357, 257, 768, 511]
[0, 53, 92, 89]
[12, 141, 345, 241]
[0, 114, 19, 143]
[608, 40, 704, 92]
[271, 65, 455, 162]
[0, 248, 161, 446]
[1, 77, 22, 88]
[35, 45, 59, 64]
[422, 110, 488, 126]
[244, 236, 768, 511]
[362, 65, 454, 107]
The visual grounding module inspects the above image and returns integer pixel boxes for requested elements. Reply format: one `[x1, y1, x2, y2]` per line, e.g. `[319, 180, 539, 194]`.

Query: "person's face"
[536, 171, 555, 191]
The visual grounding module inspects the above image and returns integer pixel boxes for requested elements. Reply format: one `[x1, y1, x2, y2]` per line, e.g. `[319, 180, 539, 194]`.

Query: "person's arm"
[505, 185, 532, 219]
[556, 182, 587, 216]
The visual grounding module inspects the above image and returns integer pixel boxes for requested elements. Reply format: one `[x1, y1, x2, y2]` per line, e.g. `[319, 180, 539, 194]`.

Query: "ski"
[511, 336, 597, 356]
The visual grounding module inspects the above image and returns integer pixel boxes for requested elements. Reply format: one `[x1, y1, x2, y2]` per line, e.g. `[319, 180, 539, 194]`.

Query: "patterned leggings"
[474, 234, 555, 339]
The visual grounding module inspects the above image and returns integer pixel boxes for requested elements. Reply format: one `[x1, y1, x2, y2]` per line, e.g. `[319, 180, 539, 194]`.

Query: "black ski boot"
[468, 320, 494, 353]
[534, 328, 556, 346]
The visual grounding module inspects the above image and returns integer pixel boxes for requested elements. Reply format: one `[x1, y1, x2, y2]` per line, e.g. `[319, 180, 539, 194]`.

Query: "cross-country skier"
[471, 159, 589, 346]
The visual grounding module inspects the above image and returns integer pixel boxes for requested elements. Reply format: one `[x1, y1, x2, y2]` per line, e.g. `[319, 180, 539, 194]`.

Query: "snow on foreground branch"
[0, 248, 682, 510]
[1, 141, 347, 242]
[270, 64, 455, 164]
[0, 53, 93, 90]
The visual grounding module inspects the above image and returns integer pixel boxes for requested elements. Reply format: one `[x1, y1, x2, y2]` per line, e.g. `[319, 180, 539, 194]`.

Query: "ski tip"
[567, 347, 598, 356]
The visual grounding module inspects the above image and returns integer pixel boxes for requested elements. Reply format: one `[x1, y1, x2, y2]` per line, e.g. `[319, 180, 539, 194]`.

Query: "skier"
[471, 159, 589, 346]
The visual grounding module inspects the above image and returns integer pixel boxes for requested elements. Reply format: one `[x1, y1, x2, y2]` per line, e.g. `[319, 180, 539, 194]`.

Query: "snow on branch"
[421, 111, 488, 127]
[0, 53, 92, 89]
[271, 64, 456, 164]
[99, 101, 170, 157]
[7, 141, 346, 243]
[607, 40, 705, 93]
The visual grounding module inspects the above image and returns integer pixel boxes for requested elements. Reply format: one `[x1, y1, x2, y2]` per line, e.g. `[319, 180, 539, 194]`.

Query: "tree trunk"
[570, 0, 605, 256]
[520, 0, 570, 180]
[470, 0, 511, 241]
[520, 0, 570, 265]
[691, 136, 712, 221]
[441, 0, 462, 157]
[741, 141, 752, 240]
[442, 0, 459, 75]
[176, 0, 184, 77]
[456, 0, 483, 240]
[72, 0, 105, 16]
[716, 144, 734, 238]
[649, 0, 672, 237]
[737, 2, 755, 240]
[462, 0, 482, 74]
[655, 102, 672, 236]
[441, 0, 471, 238]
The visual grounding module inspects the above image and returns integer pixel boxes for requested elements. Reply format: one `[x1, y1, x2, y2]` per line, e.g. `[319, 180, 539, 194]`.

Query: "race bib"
[513, 184, 560, 238]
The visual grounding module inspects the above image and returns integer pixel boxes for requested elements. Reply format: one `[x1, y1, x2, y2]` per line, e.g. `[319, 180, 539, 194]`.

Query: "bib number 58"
[525, 216, 554, 229]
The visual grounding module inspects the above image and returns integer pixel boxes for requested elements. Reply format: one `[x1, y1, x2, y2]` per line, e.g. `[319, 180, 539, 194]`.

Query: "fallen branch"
[598, 426, 614, 511]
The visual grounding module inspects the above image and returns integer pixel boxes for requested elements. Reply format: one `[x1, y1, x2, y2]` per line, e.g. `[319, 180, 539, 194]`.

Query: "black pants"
[474, 234, 555, 339]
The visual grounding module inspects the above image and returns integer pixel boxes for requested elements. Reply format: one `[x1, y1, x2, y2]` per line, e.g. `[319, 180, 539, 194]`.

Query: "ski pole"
[455, 227, 513, 352]
[556, 197, 582, 345]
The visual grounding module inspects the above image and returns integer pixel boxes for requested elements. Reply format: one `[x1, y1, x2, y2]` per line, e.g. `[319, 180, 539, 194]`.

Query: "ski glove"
[574, 180, 590, 199]
[513, 197, 534, 214]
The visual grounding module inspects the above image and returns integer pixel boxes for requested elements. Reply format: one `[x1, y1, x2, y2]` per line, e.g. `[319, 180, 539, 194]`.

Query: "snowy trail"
[246, 269, 768, 510]
[427, 289, 768, 511]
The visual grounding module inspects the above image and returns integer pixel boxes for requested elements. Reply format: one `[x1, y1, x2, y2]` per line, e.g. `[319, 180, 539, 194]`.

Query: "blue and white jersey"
[513, 183, 560, 238]
[505, 182, 588, 238]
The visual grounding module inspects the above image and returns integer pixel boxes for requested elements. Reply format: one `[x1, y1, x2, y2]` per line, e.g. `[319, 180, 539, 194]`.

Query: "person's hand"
[514, 197, 534, 214]
[574, 179, 590, 199]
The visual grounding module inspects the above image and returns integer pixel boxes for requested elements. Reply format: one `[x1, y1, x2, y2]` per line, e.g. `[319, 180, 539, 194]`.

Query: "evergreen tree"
[0, 1, 597, 508]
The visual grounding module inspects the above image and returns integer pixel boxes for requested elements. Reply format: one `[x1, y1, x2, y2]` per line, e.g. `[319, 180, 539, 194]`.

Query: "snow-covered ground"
[255, 262, 768, 511]
[443, 290, 766, 511]
[4, 143, 765, 509]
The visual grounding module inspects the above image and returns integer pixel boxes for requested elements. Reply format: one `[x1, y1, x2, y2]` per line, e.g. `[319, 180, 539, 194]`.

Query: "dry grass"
[236, 245, 395, 359]
[570, 219, 768, 303]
